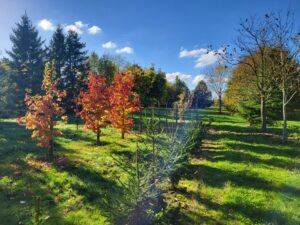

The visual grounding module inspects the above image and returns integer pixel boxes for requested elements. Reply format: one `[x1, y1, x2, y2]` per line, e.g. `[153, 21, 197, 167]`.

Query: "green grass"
[166, 109, 300, 225]
[0, 119, 139, 225]
[0, 108, 300, 224]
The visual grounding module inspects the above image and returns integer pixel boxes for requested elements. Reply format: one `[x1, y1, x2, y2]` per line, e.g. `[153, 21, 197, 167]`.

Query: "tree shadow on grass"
[0, 121, 74, 224]
[205, 149, 298, 170]
[178, 187, 300, 225]
[225, 142, 298, 158]
[186, 164, 300, 198]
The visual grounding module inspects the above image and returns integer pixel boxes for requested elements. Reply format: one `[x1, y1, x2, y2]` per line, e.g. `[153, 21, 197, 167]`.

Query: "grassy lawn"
[0, 108, 300, 224]
[167, 109, 300, 225]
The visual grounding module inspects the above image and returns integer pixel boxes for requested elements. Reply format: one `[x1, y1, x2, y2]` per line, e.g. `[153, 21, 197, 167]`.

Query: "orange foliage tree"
[80, 74, 109, 145]
[17, 63, 67, 162]
[109, 73, 140, 139]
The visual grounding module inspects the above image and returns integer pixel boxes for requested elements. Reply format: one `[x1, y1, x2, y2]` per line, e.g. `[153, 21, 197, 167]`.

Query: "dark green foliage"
[86, 53, 119, 83]
[174, 76, 189, 102]
[48, 25, 66, 87]
[62, 30, 88, 112]
[6, 13, 45, 114]
[98, 54, 118, 83]
[149, 70, 167, 107]
[191, 80, 212, 108]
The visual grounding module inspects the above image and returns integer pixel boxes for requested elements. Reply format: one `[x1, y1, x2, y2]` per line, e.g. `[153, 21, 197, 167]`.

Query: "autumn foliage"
[17, 63, 67, 161]
[109, 73, 140, 139]
[80, 74, 109, 145]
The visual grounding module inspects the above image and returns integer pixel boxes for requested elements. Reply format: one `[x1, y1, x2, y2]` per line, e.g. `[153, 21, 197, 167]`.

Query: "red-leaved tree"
[17, 63, 67, 162]
[109, 73, 140, 139]
[80, 74, 109, 145]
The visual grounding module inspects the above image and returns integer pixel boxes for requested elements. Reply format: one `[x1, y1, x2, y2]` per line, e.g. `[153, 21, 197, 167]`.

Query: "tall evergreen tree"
[7, 13, 45, 114]
[63, 30, 88, 112]
[87, 52, 100, 74]
[48, 25, 66, 86]
[191, 80, 212, 108]
[174, 76, 189, 102]
[149, 70, 167, 107]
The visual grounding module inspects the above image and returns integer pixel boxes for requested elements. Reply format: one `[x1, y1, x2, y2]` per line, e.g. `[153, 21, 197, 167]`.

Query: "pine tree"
[7, 13, 45, 114]
[48, 25, 66, 87]
[191, 80, 212, 108]
[63, 30, 88, 112]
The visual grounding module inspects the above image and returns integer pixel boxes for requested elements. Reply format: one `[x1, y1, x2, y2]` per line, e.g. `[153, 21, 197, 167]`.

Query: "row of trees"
[223, 11, 300, 142]
[18, 64, 140, 161]
[5, 14, 88, 115]
[0, 13, 213, 119]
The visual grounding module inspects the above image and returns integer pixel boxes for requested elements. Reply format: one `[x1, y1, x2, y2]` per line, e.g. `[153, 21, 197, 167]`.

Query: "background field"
[0, 108, 299, 225]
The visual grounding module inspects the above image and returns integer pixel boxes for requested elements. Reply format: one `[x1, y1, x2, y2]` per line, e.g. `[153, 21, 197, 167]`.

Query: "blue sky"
[0, 0, 299, 88]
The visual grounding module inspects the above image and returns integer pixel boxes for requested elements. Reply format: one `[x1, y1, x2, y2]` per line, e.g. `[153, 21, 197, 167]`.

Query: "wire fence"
[131, 107, 204, 132]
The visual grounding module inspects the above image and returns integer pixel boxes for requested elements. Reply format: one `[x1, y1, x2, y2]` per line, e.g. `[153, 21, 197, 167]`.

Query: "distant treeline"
[0, 14, 212, 118]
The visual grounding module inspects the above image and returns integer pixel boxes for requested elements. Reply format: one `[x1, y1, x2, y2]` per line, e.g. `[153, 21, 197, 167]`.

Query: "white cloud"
[64, 21, 90, 34]
[88, 25, 102, 34]
[74, 21, 88, 28]
[192, 74, 207, 84]
[179, 48, 207, 58]
[38, 19, 56, 31]
[116, 47, 134, 54]
[179, 47, 224, 68]
[195, 51, 220, 68]
[64, 24, 83, 34]
[102, 41, 117, 49]
[166, 72, 191, 83]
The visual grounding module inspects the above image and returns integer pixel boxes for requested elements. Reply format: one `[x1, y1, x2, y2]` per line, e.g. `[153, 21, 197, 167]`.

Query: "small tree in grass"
[17, 63, 67, 162]
[80, 74, 109, 145]
[109, 73, 140, 139]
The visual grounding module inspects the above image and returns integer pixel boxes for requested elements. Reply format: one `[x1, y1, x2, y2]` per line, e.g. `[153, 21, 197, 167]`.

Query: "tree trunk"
[282, 90, 287, 144]
[139, 109, 142, 133]
[218, 95, 222, 114]
[76, 115, 79, 130]
[49, 123, 54, 162]
[122, 109, 125, 139]
[261, 95, 267, 132]
[152, 136, 155, 186]
[96, 127, 101, 146]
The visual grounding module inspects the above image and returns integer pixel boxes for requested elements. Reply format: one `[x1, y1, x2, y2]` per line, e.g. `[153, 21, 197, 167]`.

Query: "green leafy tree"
[7, 13, 45, 114]
[98, 54, 118, 83]
[0, 60, 16, 117]
[126, 64, 153, 107]
[149, 70, 167, 107]
[191, 80, 212, 108]
[87, 52, 100, 74]
[174, 76, 189, 103]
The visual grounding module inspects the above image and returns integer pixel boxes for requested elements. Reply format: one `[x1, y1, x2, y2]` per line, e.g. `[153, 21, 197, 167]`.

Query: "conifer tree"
[48, 25, 66, 87]
[62, 30, 88, 112]
[7, 13, 45, 114]
[191, 80, 212, 108]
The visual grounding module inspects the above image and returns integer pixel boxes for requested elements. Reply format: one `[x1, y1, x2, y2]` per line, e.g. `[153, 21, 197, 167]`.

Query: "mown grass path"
[167, 109, 300, 225]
